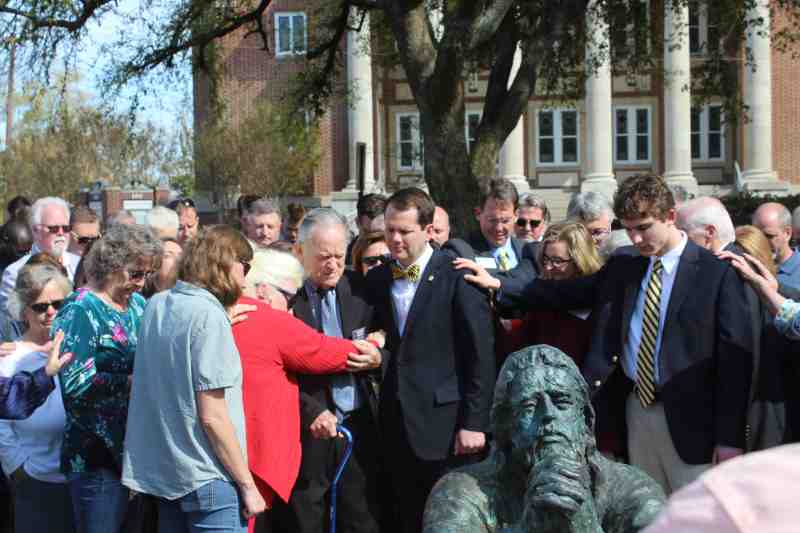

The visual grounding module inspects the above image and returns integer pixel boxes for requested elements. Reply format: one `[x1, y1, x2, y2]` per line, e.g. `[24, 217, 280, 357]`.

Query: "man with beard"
[0, 197, 80, 332]
[423, 345, 665, 533]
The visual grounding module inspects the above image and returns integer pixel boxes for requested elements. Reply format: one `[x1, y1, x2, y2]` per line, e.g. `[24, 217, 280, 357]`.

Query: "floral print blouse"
[53, 288, 146, 475]
[775, 299, 800, 341]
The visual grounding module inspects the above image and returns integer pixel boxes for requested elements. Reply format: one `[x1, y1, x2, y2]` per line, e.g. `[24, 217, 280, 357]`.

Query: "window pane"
[637, 135, 649, 161]
[709, 133, 722, 159]
[707, 25, 719, 53]
[562, 111, 577, 136]
[709, 106, 722, 131]
[691, 133, 701, 159]
[562, 138, 578, 163]
[400, 117, 412, 142]
[468, 114, 480, 139]
[278, 16, 291, 53]
[689, 27, 700, 54]
[691, 108, 701, 133]
[616, 109, 629, 134]
[539, 139, 554, 163]
[636, 109, 649, 134]
[293, 15, 306, 52]
[400, 142, 413, 167]
[617, 136, 629, 161]
[539, 111, 553, 137]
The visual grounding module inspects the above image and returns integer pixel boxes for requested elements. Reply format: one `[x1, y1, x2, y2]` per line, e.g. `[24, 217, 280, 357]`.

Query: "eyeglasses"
[38, 225, 71, 235]
[73, 234, 100, 246]
[486, 218, 515, 226]
[541, 254, 573, 268]
[168, 198, 195, 210]
[362, 254, 390, 267]
[239, 260, 252, 277]
[270, 284, 299, 310]
[127, 270, 156, 281]
[589, 227, 611, 238]
[29, 299, 65, 314]
[516, 218, 543, 229]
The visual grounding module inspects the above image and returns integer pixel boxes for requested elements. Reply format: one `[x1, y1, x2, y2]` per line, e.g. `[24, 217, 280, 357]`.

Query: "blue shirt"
[623, 234, 688, 384]
[491, 238, 519, 271]
[777, 251, 800, 290]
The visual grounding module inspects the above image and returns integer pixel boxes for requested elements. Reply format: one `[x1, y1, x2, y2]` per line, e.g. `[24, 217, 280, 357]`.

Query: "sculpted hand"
[452, 258, 501, 291]
[453, 429, 486, 455]
[309, 409, 339, 439]
[45, 331, 73, 377]
[228, 304, 257, 325]
[346, 340, 381, 372]
[240, 484, 267, 518]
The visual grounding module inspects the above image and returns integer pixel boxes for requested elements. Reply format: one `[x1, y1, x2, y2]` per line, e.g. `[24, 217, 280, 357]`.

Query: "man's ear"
[474, 207, 482, 221]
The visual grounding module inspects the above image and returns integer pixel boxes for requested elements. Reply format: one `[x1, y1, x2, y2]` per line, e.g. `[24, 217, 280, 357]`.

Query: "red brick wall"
[772, 7, 800, 184]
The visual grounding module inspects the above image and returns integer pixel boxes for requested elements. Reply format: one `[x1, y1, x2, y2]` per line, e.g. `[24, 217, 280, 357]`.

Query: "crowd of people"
[0, 174, 798, 533]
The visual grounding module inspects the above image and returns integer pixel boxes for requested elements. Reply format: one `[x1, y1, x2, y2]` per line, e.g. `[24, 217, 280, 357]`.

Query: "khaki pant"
[626, 392, 710, 495]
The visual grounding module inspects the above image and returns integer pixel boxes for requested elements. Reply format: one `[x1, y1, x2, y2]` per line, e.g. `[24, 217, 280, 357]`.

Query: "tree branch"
[0, 0, 109, 32]
[468, 0, 516, 49]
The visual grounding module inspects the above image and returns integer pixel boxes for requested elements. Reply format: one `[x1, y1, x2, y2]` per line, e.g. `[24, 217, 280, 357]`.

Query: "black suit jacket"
[365, 249, 496, 461]
[499, 240, 755, 464]
[293, 270, 381, 428]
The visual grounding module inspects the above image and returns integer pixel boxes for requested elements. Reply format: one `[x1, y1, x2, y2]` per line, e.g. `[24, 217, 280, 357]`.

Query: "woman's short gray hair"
[8, 263, 73, 322]
[246, 249, 304, 292]
[83, 224, 163, 286]
[567, 192, 615, 224]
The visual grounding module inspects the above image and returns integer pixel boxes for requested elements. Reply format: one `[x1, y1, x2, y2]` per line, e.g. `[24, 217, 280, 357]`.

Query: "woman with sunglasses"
[0, 262, 75, 533]
[51, 224, 162, 533]
[235, 248, 381, 533]
[351, 231, 390, 277]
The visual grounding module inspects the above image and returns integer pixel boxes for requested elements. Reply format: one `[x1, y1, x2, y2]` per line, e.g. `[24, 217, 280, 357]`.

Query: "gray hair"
[245, 199, 281, 221]
[297, 208, 348, 245]
[30, 197, 70, 227]
[146, 206, 179, 234]
[599, 229, 633, 260]
[793, 206, 800, 230]
[105, 210, 136, 227]
[519, 194, 551, 223]
[246, 249, 304, 293]
[679, 197, 735, 247]
[84, 224, 163, 286]
[8, 263, 72, 322]
[567, 192, 614, 224]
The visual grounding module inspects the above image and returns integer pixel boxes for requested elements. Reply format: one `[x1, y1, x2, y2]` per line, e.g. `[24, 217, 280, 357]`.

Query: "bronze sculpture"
[423, 345, 666, 533]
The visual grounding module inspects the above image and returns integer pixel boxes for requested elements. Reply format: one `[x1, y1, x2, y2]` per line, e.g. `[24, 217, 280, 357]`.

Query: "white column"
[741, 0, 785, 191]
[581, 2, 616, 199]
[499, 46, 530, 194]
[343, 16, 376, 192]
[662, 2, 698, 196]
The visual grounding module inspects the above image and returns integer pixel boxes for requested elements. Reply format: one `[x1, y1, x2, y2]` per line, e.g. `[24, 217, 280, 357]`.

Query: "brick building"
[194, 0, 800, 219]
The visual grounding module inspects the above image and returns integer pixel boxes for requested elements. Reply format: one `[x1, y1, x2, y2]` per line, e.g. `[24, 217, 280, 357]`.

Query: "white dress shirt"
[391, 244, 434, 336]
[623, 233, 688, 384]
[0, 344, 67, 483]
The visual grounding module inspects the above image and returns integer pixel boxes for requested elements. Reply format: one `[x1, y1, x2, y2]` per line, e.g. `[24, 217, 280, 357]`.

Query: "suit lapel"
[663, 241, 699, 338]
[336, 274, 357, 339]
[621, 256, 650, 345]
[401, 250, 444, 338]
[294, 285, 318, 330]
[374, 264, 401, 342]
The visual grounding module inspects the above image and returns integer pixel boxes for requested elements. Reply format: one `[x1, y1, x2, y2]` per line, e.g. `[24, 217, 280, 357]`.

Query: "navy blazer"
[499, 240, 756, 464]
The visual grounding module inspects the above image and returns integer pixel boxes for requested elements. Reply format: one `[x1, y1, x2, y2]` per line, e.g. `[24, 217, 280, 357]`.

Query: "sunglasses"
[270, 284, 299, 310]
[75, 235, 100, 246]
[168, 198, 196, 210]
[30, 299, 65, 313]
[39, 225, 71, 235]
[362, 254, 390, 267]
[516, 218, 543, 228]
[128, 270, 155, 281]
[240, 260, 252, 277]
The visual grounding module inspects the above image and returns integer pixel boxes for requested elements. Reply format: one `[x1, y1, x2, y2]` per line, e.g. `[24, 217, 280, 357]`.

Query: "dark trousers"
[381, 415, 482, 533]
[286, 407, 381, 533]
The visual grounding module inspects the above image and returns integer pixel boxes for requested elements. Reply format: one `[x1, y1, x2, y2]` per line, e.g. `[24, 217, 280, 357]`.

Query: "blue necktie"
[320, 289, 357, 417]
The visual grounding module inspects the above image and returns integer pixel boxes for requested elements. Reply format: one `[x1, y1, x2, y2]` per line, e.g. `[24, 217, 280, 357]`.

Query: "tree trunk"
[5, 41, 15, 147]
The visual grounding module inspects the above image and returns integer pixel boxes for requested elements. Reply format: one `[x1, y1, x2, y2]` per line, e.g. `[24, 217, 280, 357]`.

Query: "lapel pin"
[428, 275, 435, 282]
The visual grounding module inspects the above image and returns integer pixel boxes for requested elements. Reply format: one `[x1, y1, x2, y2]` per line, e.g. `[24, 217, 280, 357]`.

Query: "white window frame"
[612, 105, 652, 164]
[689, 2, 719, 56]
[465, 111, 482, 154]
[274, 12, 307, 57]
[396, 112, 423, 171]
[536, 108, 580, 166]
[691, 104, 725, 162]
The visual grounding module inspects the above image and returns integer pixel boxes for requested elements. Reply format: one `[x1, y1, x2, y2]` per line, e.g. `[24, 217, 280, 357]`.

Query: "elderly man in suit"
[459, 175, 755, 495]
[288, 208, 382, 533]
[365, 188, 496, 533]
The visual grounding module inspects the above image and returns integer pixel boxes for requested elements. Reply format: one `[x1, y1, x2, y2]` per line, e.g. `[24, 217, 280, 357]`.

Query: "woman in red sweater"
[233, 249, 381, 532]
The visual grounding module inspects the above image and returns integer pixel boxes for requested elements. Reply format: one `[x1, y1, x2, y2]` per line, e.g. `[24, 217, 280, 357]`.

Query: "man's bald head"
[431, 206, 451, 246]
[753, 202, 794, 263]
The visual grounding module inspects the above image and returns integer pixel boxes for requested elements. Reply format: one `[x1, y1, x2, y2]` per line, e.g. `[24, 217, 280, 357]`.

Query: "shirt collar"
[651, 232, 688, 275]
[779, 251, 800, 275]
[491, 237, 514, 258]
[397, 243, 434, 278]
[304, 279, 336, 299]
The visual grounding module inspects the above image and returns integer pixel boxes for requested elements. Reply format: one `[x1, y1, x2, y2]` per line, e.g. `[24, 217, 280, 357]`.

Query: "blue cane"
[329, 425, 354, 533]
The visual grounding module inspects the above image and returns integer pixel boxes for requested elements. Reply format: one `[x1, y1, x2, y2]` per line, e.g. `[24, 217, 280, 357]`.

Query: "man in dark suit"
[466, 175, 755, 494]
[365, 188, 496, 533]
[287, 208, 382, 533]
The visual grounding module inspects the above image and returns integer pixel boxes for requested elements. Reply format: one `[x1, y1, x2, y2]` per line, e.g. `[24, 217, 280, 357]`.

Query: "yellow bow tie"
[392, 264, 421, 283]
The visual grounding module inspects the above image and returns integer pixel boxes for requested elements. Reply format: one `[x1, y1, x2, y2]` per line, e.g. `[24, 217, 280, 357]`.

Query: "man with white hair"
[146, 206, 179, 240]
[753, 202, 800, 289]
[567, 191, 615, 247]
[244, 249, 304, 310]
[288, 207, 382, 533]
[676, 197, 735, 253]
[242, 198, 282, 250]
[0, 197, 81, 336]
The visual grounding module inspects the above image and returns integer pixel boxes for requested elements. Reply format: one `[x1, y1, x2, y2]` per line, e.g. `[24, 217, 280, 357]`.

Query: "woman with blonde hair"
[122, 225, 265, 532]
